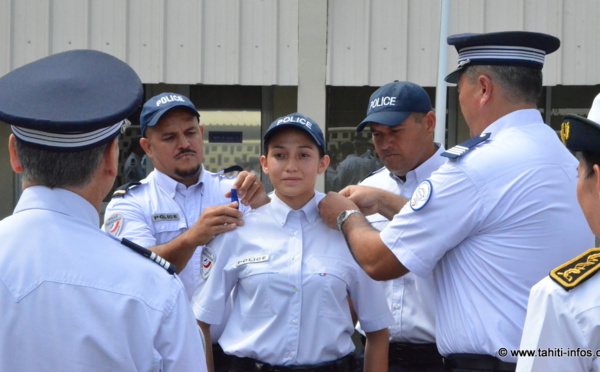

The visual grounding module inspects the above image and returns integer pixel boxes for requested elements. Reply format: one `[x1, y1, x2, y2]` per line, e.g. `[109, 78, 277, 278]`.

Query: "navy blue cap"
[0, 49, 142, 149]
[561, 93, 600, 153]
[264, 113, 326, 154]
[356, 81, 432, 133]
[445, 31, 560, 83]
[140, 93, 199, 136]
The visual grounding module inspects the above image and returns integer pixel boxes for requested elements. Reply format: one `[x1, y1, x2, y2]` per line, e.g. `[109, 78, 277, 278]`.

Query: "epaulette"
[441, 132, 491, 159]
[108, 235, 176, 275]
[360, 166, 386, 183]
[550, 248, 600, 291]
[111, 182, 141, 198]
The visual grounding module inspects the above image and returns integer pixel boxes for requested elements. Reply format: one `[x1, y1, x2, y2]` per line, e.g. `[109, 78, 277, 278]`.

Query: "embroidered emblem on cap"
[236, 254, 270, 267]
[550, 248, 600, 291]
[201, 247, 216, 279]
[441, 132, 491, 159]
[104, 213, 124, 236]
[560, 121, 570, 146]
[410, 180, 432, 211]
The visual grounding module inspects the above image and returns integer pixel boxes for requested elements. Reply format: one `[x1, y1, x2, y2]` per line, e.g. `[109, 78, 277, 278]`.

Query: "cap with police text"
[0, 49, 143, 150]
[357, 81, 432, 133]
[140, 93, 199, 136]
[445, 31, 560, 83]
[264, 113, 326, 154]
[561, 93, 600, 153]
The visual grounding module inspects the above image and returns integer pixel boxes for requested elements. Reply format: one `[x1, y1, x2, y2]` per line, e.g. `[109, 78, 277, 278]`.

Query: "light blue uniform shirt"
[359, 143, 446, 343]
[0, 187, 206, 371]
[193, 192, 393, 366]
[381, 109, 594, 361]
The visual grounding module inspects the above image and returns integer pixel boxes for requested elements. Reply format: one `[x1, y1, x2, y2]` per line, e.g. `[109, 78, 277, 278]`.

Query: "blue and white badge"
[410, 180, 432, 211]
[201, 247, 216, 280]
[104, 213, 124, 236]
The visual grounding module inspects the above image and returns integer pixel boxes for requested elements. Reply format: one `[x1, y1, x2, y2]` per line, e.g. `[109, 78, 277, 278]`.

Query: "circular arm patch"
[410, 180, 432, 211]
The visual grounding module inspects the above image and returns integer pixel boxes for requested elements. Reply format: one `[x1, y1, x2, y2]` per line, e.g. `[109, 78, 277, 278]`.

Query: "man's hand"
[340, 185, 408, 220]
[227, 171, 270, 209]
[186, 202, 244, 247]
[318, 192, 360, 230]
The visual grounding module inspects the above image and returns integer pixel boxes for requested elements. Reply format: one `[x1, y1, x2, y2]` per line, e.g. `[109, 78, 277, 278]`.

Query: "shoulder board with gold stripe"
[549, 248, 600, 291]
[111, 182, 141, 199]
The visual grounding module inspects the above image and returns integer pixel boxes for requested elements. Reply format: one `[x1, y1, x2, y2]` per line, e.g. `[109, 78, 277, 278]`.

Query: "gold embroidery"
[560, 121, 570, 145]
[550, 248, 600, 290]
[557, 252, 600, 281]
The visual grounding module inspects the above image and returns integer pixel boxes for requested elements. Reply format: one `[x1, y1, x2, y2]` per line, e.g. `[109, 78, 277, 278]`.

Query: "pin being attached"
[231, 188, 239, 209]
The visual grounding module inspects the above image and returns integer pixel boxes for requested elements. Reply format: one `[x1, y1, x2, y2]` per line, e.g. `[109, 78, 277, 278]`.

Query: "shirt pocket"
[152, 219, 187, 243]
[237, 260, 277, 318]
[306, 255, 353, 319]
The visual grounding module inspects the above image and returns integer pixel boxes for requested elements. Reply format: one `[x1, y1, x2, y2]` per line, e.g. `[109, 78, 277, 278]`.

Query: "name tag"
[236, 255, 270, 267]
[152, 213, 180, 222]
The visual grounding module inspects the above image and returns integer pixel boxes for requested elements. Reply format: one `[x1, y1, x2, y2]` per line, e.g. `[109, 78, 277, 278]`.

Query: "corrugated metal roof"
[1, 0, 600, 87]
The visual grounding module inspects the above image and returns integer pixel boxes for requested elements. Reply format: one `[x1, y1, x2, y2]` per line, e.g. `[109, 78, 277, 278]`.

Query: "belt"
[389, 342, 444, 368]
[229, 353, 355, 372]
[444, 354, 516, 372]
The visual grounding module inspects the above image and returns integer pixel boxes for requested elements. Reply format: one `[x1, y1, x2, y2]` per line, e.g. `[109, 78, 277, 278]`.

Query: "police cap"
[140, 93, 199, 137]
[0, 49, 143, 150]
[445, 31, 560, 83]
[561, 93, 600, 154]
[264, 113, 326, 155]
[356, 81, 432, 133]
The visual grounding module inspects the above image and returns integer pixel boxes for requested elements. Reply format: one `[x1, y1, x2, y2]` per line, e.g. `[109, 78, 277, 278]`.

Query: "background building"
[1, 0, 599, 219]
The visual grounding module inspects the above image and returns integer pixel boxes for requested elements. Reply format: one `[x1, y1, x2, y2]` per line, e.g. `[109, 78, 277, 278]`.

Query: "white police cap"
[0, 49, 143, 150]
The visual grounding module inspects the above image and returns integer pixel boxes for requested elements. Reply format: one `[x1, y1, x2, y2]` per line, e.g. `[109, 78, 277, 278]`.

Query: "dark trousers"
[355, 339, 444, 372]
[443, 354, 516, 372]
[213, 343, 231, 372]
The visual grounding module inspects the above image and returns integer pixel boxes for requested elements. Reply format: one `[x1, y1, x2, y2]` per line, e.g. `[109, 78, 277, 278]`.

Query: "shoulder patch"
[441, 132, 491, 159]
[201, 246, 216, 280]
[550, 248, 600, 291]
[410, 180, 432, 211]
[104, 213, 124, 236]
[111, 182, 141, 198]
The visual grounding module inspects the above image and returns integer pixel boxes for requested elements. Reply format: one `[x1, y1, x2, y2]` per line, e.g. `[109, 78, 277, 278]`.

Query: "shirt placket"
[283, 211, 303, 364]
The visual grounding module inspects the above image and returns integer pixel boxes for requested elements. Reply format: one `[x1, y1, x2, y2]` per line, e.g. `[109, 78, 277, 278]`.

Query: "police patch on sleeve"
[410, 180, 432, 211]
[104, 213, 124, 236]
[201, 246, 216, 280]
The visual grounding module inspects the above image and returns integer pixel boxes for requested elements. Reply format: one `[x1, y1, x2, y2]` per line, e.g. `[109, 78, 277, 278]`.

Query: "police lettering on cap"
[561, 93, 600, 154]
[0, 49, 143, 150]
[445, 31, 560, 83]
[356, 81, 432, 133]
[140, 93, 200, 136]
[264, 113, 326, 154]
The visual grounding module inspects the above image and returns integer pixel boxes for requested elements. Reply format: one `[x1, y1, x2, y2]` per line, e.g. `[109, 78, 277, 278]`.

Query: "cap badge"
[410, 180, 433, 211]
[560, 121, 570, 145]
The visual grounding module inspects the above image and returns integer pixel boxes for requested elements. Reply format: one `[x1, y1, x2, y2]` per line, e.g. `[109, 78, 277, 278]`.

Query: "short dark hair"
[581, 151, 600, 179]
[15, 137, 110, 188]
[464, 65, 543, 106]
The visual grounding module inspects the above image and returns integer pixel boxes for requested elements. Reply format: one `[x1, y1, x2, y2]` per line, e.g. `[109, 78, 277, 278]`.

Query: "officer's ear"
[8, 134, 23, 173]
[594, 164, 600, 200]
[103, 138, 120, 177]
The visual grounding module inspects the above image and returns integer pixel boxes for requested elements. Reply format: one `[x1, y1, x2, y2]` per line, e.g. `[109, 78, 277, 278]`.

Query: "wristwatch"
[336, 209, 363, 231]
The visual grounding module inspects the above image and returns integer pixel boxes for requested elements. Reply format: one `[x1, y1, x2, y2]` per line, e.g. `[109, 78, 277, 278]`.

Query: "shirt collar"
[486, 109, 543, 139]
[269, 191, 320, 227]
[387, 142, 446, 185]
[14, 186, 99, 227]
[152, 165, 205, 198]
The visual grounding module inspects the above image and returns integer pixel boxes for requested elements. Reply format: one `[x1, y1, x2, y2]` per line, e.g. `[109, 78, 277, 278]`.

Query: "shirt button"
[293, 286, 299, 292]
[291, 319, 297, 325]
[393, 304, 400, 309]
[293, 231, 298, 235]
[287, 352, 294, 358]
[293, 256, 299, 261]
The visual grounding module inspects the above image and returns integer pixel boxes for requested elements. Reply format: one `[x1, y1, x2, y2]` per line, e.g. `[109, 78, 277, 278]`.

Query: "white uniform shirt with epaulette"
[517, 248, 600, 372]
[103, 165, 249, 340]
[0, 186, 206, 371]
[192, 192, 393, 366]
[358, 143, 445, 343]
[380, 109, 594, 361]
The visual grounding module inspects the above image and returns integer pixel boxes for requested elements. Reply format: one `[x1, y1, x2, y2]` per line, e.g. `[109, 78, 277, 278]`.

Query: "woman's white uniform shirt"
[193, 191, 393, 366]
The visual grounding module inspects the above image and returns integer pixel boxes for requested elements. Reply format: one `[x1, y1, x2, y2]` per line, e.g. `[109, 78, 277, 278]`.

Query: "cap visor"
[445, 69, 462, 83]
[357, 111, 411, 132]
